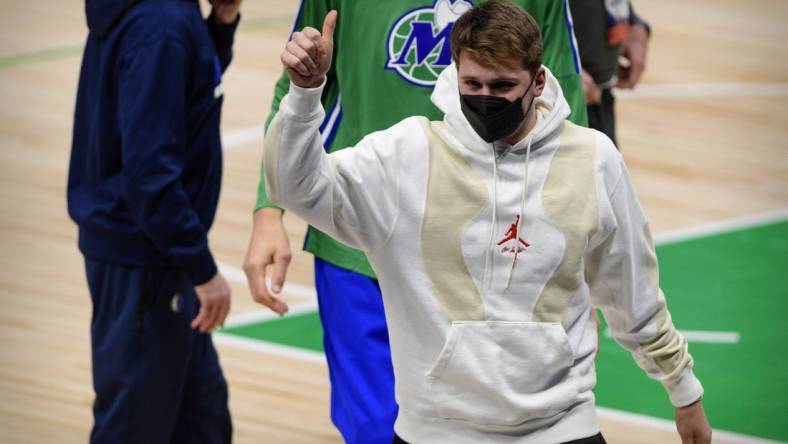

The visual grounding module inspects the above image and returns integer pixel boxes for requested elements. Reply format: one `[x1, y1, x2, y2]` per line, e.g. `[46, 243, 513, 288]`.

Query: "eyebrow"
[459, 75, 520, 83]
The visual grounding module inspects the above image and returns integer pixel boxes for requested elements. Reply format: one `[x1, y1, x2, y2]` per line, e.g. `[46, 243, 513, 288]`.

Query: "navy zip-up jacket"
[68, 0, 239, 285]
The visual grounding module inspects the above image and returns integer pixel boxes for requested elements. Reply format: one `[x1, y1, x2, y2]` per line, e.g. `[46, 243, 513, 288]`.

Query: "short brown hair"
[450, 0, 543, 75]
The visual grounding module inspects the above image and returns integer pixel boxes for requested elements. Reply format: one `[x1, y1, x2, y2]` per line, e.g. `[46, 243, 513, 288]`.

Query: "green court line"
[0, 45, 84, 70]
[0, 14, 293, 70]
[223, 218, 788, 441]
[222, 310, 324, 353]
[238, 15, 293, 32]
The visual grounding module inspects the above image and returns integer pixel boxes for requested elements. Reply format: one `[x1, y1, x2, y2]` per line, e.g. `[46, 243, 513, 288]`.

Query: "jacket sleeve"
[262, 80, 402, 253]
[117, 39, 217, 285]
[206, 12, 240, 72]
[586, 155, 703, 408]
[539, 0, 588, 126]
[255, 68, 293, 212]
[256, 0, 333, 212]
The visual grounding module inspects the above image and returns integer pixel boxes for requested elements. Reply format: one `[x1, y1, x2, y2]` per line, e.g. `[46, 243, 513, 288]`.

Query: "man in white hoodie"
[267, 1, 712, 442]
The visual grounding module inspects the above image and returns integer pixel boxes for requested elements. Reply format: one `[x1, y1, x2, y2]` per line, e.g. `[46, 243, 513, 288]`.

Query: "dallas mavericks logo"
[385, 0, 473, 87]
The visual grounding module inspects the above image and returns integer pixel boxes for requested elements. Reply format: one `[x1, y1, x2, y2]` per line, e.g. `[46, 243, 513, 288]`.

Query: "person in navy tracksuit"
[68, 1, 241, 442]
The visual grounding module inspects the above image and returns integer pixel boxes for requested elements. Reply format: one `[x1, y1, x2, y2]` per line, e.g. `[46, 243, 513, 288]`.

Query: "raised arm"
[264, 10, 402, 253]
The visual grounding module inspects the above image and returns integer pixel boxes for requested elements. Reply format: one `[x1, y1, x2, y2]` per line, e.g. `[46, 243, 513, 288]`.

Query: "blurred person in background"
[570, 0, 650, 146]
[67, 1, 241, 442]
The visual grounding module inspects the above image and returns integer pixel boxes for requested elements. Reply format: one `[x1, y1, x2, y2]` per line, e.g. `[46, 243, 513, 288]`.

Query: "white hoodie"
[263, 65, 703, 443]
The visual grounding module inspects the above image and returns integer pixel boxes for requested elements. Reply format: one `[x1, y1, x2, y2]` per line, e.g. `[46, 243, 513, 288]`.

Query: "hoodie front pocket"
[426, 321, 578, 427]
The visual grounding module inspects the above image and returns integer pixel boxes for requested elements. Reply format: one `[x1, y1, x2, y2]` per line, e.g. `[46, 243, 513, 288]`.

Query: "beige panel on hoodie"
[420, 120, 487, 322]
[533, 122, 598, 323]
[638, 225, 694, 378]
[263, 111, 283, 202]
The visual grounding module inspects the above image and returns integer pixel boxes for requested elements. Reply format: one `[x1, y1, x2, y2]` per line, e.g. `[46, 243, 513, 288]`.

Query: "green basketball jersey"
[257, 0, 588, 278]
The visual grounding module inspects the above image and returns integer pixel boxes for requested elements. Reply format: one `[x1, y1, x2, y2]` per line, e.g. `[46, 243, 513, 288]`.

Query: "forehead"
[457, 51, 529, 82]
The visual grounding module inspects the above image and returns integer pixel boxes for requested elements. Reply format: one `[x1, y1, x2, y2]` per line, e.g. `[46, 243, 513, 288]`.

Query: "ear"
[533, 66, 547, 97]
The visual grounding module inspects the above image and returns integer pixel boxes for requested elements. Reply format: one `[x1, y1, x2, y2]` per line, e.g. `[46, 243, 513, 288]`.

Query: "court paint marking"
[219, 207, 788, 316]
[214, 331, 325, 364]
[221, 126, 263, 149]
[218, 262, 317, 301]
[0, 44, 82, 69]
[603, 328, 740, 344]
[596, 407, 785, 444]
[0, 15, 293, 70]
[220, 301, 318, 328]
[654, 208, 788, 246]
[215, 83, 788, 151]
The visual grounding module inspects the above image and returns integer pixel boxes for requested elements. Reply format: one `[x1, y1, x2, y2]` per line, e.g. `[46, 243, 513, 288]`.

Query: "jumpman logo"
[497, 214, 530, 254]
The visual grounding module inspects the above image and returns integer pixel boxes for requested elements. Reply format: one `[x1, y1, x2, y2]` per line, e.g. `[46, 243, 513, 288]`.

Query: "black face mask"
[460, 78, 536, 143]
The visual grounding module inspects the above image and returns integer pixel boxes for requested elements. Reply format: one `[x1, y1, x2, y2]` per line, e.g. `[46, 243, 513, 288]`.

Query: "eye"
[491, 81, 516, 91]
[464, 80, 481, 89]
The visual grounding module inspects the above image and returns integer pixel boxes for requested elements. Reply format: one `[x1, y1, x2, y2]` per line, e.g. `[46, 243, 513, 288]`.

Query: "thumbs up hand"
[281, 10, 337, 88]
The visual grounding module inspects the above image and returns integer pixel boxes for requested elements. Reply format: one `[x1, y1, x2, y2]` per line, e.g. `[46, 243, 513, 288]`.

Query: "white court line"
[596, 407, 785, 444]
[219, 208, 787, 327]
[654, 208, 788, 246]
[615, 82, 788, 99]
[217, 262, 317, 301]
[220, 301, 318, 328]
[219, 82, 788, 150]
[604, 328, 740, 344]
[213, 332, 325, 364]
[219, 207, 788, 324]
[222, 125, 263, 149]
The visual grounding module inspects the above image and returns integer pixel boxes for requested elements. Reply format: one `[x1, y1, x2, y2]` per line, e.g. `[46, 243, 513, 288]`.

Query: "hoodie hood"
[86, 0, 141, 36]
[431, 62, 571, 153]
[431, 63, 573, 289]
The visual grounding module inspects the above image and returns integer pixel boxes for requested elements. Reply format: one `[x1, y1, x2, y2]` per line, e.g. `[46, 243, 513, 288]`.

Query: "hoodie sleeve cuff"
[254, 199, 283, 213]
[285, 79, 326, 121]
[207, 12, 240, 51]
[186, 250, 219, 286]
[662, 368, 704, 407]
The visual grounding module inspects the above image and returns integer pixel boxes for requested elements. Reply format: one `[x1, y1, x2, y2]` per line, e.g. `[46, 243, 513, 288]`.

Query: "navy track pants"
[85, 258, 231, 444]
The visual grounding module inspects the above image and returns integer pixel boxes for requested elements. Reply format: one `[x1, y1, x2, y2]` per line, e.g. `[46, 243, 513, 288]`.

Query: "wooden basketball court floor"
[0, 0, 786, 442]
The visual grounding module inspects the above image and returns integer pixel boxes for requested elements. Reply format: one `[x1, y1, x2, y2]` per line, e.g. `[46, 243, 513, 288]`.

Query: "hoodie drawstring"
[505, 135, 534, 289]
[483, 134, 533, 289]
[482, 145, 498, 288]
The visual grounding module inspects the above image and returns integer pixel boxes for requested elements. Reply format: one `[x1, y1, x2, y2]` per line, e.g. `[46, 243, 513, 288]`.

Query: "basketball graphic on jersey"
[386, 0, 472, 87]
